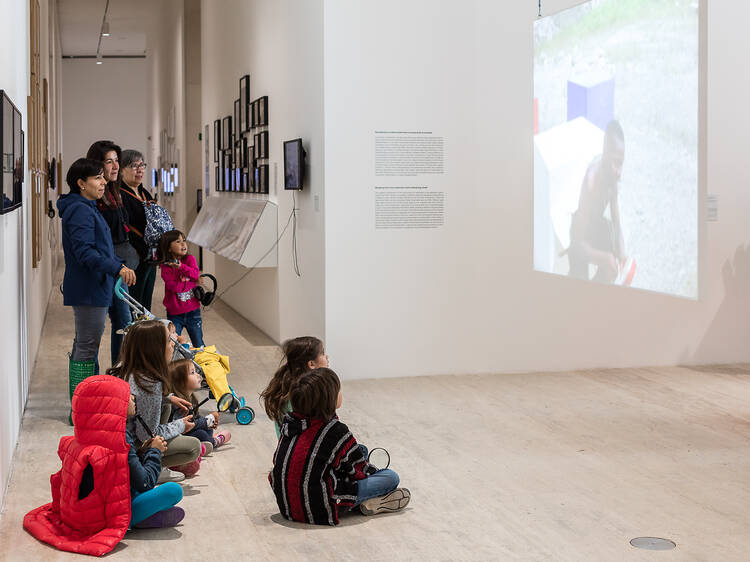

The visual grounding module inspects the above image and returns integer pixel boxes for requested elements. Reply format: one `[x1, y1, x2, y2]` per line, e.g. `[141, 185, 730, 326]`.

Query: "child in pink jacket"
[159, 230, 204, 347]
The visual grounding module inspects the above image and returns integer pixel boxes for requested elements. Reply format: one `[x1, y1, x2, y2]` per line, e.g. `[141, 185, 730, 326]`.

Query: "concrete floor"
[2, 279, 750, 560]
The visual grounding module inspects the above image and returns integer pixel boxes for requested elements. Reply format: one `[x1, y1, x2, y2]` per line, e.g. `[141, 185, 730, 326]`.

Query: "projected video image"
[533, 0, 698, 298]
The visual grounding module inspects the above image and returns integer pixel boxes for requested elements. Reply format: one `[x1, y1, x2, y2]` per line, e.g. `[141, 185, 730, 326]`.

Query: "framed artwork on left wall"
[0, 90, 24, 214]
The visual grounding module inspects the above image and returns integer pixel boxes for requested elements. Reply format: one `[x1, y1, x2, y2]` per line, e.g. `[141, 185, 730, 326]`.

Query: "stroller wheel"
[236, 407, 254, 425]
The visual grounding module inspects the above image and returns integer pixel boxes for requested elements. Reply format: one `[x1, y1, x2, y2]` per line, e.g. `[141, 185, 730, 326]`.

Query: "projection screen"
[533, 0, 698, 298]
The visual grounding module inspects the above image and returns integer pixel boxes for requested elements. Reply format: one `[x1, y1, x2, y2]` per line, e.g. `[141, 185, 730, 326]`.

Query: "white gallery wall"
[323, 0, 750, 379]
[200, 0, 325, 343]
[1, 0, 62, 508]
[61, 58, 147, 177]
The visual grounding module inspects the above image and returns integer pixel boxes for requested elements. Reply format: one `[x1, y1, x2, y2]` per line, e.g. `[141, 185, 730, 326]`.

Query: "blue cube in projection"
[566, 76, 614, 131]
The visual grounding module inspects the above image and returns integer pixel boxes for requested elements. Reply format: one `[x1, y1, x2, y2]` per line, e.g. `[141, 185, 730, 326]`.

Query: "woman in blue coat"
[57, 158, 136, 413]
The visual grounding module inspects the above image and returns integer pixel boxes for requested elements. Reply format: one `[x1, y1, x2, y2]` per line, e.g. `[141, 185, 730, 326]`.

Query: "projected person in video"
[568, 120, 626, 284]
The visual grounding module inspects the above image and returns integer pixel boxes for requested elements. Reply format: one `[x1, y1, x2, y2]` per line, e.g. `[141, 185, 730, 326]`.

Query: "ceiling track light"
[95, 0, 111, 63]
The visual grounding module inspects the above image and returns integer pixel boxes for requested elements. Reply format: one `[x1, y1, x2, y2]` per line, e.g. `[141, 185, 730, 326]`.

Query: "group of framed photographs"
[213, 74, 270, 193]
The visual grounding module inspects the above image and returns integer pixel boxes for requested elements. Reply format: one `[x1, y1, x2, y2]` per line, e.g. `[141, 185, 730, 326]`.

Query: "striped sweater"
[269, 413, 375, 525]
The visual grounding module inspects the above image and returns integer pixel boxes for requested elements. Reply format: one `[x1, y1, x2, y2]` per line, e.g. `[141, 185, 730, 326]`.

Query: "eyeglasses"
[127, 162, 147, 170]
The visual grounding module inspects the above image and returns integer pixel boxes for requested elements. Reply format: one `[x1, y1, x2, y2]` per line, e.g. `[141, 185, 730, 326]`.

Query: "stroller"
[114, 279, 255, 425]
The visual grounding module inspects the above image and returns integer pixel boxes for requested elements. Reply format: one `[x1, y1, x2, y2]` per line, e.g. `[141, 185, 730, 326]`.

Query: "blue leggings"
[130, 482, 183, 525]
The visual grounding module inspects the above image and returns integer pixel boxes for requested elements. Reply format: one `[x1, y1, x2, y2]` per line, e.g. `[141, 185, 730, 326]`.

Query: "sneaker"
[213, 430, 231, 448]
[170, 457, 201, 477]
[201, 441, 213, 456]
[359, 488, 411, 516]
[132, 506, 185, 529]
[157, 467, 185, 484]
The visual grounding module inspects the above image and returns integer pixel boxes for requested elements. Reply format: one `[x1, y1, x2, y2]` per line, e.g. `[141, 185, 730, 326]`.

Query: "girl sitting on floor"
[269, 367, 411, 526]
[168, 358, 232, 454]
[260, 336, 328, 438]
[108, 320, 202, 480]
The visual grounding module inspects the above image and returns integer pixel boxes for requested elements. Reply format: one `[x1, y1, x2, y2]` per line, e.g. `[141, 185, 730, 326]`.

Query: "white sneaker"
[359, 488, 411, 516]
[157, 467, 185, 484]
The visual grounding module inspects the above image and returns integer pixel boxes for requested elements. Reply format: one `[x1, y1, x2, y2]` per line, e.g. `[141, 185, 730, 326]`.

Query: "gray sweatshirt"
[128, 375, 186, 443]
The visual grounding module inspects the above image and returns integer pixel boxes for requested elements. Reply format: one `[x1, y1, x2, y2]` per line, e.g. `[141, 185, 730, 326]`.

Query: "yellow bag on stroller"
[192, 345, 254, 425]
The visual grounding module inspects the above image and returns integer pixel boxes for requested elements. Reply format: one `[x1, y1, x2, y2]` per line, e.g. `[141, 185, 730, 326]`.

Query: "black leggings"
[187, 427, 214, 444]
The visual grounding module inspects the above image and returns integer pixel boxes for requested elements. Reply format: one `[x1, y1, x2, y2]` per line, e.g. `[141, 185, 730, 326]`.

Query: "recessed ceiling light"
[96, 54, 103, 65]
[101, 21, 110, 37]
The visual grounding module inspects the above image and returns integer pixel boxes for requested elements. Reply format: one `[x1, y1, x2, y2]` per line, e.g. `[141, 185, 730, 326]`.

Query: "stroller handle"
[114, 277, 156, 320]
[114, 277, 128, 300]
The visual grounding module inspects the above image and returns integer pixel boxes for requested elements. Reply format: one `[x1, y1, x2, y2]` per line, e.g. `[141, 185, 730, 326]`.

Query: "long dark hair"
[159, 229, 186, 263]
[107, 320, 172, 394]
[87, 140, 122, 207]
[289, 368, 341, 421]
[260, 336, 324, 424]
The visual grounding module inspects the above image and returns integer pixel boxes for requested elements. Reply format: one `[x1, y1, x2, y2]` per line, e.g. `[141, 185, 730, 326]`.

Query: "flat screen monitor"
[283, 138, 305, 190]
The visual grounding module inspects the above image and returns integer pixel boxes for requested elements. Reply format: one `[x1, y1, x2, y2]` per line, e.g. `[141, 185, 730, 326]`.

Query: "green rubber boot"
[68, 356, 96, 425]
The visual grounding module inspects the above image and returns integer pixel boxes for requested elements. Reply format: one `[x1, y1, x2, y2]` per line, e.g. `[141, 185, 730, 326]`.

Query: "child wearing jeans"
[159, 230, 204, 347]
[269, 368, 411, 525]
[168, 358, 232, 454]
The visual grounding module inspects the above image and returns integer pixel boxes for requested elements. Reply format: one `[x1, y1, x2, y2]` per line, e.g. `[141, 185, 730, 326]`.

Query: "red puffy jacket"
[23, 375, 132, 556]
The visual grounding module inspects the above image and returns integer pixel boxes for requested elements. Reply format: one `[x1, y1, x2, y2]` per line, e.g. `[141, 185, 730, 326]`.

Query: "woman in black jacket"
[119, 149, 157, 311]
[87, 140, 139, 365]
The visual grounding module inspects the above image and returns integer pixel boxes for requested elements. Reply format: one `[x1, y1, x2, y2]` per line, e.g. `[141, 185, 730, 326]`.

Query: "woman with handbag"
[120, 149, 158, 311]
[86, 140, 139, 365]
[57, 158, 136, 418]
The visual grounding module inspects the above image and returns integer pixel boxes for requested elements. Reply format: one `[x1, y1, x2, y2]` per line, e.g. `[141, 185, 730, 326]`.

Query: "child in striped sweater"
[269, 367, 411, 525]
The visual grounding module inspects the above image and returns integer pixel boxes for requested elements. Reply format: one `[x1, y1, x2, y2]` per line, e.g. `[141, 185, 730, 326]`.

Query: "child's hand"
[177, 334, 189, 345]
[144, 436, 167, 452]
[169, 395, 192, 413]
[181, 415, 195, 433]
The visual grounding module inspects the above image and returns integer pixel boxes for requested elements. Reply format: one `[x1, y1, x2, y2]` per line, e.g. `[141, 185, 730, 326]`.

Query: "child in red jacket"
[23, 375, 184, 557]
[159, 230, 204, 347]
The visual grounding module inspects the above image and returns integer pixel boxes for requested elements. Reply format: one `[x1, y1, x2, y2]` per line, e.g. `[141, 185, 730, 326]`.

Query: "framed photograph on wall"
[257, 96, 268, 127]
[234, 99, 240, 142]
[253, 99, 260, 128]
[239, 74, 250, 132]
[255, 130, 269, 159]
[1, 90, 23, 214]
[246, 142, 254, 172]
[234, 140, 242, 170]
[215, 166, 220, 192]
[214, 119, 221, 160]
[222, 115, 232, 150]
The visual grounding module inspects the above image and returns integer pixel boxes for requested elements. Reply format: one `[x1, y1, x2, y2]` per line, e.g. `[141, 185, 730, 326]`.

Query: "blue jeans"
[130, 482, 183, 525]
[71, 305, 109, 375]
[131, 261, 157, 312]
[168, 308, 204, 347]
[354, 469, 400, 506]
[108, 283, 132, 366]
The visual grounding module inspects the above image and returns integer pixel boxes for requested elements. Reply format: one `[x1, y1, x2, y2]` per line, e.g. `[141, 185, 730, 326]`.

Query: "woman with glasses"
[87, 140, 139, 365]
[119, 149, 157, 311]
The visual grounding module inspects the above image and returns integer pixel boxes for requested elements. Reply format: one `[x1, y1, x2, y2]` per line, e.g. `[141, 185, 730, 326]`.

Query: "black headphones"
[193, 273, 217, 306]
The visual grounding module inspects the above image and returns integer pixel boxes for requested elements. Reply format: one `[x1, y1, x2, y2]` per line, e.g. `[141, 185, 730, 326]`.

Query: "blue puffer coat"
[57, 193, 123, 307]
